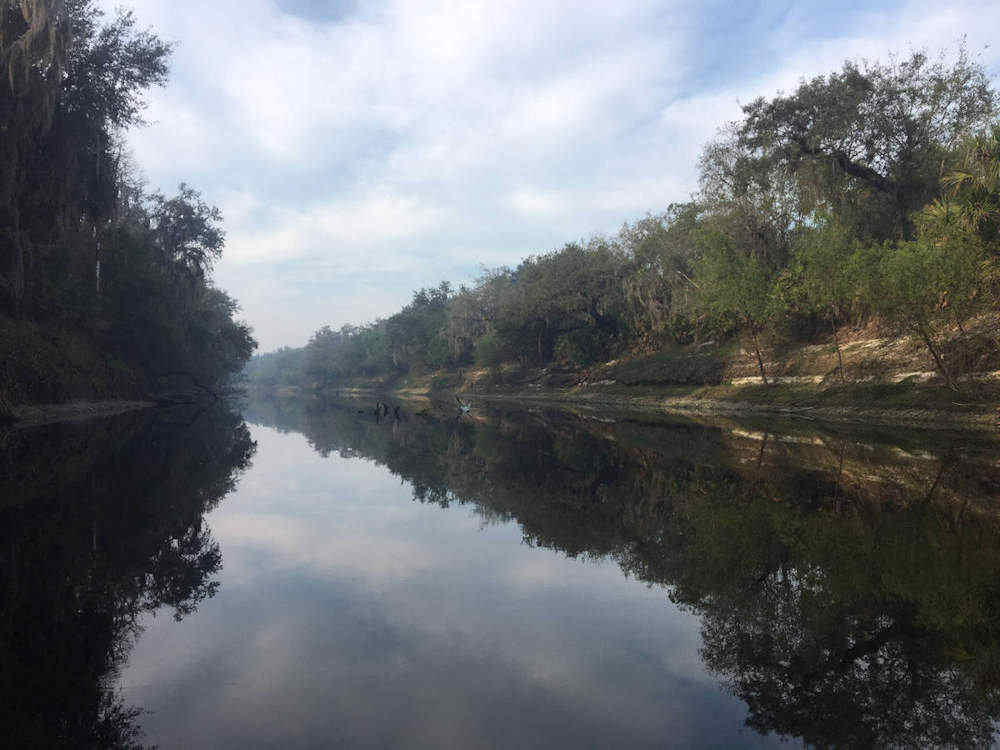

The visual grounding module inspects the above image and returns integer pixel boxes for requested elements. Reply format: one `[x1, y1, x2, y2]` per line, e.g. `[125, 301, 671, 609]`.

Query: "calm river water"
[4, 398, 1000, 747]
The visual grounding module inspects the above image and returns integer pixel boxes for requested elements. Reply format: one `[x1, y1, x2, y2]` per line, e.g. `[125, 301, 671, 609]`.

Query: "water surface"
[4, 399, 1000, 747]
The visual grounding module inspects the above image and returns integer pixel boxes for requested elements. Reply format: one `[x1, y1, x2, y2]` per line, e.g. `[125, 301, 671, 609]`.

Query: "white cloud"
[508, 188, 566, 219]
[223, 192, 444, 265]
[212, 511, 439, 581]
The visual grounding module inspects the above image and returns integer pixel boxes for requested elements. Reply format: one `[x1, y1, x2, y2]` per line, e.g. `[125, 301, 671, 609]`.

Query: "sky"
[97, 0, 1000, 352]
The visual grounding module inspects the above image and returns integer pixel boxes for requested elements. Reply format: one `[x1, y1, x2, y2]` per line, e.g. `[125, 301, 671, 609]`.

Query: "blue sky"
[99, 0, 1000, 351]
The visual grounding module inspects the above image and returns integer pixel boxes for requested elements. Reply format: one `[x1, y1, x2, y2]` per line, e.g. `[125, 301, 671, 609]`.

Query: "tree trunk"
[954, 314, 971, 381]
[830, 316, 846, 385]
[917, 326, 958, 392]
[833, 440, 846, 513]
[757, 432, 769, 468]
[751, 329, 768, 385]
[2, 217, 26, 316]
[923, 460, 947, 504]
[11, 235, 25, 317]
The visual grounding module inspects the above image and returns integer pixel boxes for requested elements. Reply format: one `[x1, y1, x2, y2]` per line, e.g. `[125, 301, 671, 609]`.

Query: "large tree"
[1, 1, 170, 316]
[1, 0, 69, 311]
[736, 49, 997, 241]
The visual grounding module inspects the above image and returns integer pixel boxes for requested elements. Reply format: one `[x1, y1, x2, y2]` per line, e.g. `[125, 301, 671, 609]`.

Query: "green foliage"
[444, 271, 512, 363]
[0, 1, 254, 403]
[473, 332, 502, 368]
[490, 241, 627, 365]
[695, 231, 782, 382]
[553, 329, 600, 367]
[873, 238, 983, 328]
[789, 216, 856, 319]
[936, 122, 1000, 246]
[862, 232, 989, 389]
[695, 232, 777, 329]
[423, 334, 451, 371]
[735, 48, 997, 241]
[857, 139, 1000, 391]
[619, 204, 701, 345]
[385, 283, 452, 372]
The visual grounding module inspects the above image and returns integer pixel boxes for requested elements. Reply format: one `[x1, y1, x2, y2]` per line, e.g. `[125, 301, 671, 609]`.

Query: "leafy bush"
[554, 329, 604, 368]
[424, 335, 452, 370]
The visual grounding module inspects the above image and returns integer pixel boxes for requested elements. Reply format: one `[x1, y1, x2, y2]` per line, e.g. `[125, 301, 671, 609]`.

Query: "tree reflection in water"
[247, 396, 1000, 748]
[0, 407, 255, 749]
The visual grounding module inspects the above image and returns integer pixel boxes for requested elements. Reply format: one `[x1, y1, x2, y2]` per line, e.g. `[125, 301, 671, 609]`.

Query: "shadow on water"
[246, 395, 1000, 748]
[0, 405, 255, 749]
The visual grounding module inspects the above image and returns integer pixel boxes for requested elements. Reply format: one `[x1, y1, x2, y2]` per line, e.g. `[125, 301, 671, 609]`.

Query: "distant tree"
[385, 282, 452, 372]
[244, 346, 307, 389]
[495, 241, 627, 365]
[304, 326, 341, 387]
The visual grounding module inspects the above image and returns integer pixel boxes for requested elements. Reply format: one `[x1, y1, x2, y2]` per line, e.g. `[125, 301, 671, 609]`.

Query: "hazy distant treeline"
[251, 47, 1000, 392]
[1, 1, 255, 409]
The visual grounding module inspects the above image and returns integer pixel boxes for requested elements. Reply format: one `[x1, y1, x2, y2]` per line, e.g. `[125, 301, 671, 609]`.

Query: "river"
[3, 397, 1000, 747]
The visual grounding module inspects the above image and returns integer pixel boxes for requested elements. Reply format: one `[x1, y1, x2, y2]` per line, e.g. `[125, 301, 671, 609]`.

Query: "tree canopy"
[1, 0, 254, 407]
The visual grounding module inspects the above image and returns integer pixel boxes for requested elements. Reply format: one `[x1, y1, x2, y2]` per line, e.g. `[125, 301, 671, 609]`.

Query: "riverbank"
[299, 372, 1000, 429]
[256, 329, 1000, 429]
[467, 388, 1000, 430]
[5, 400, 156, 429]
[0, 315, 148, 417]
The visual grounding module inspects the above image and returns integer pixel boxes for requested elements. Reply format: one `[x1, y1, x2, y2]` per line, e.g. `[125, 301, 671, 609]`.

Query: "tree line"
[1, 1, 255, 409]
[251, 47, 1000, 393]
